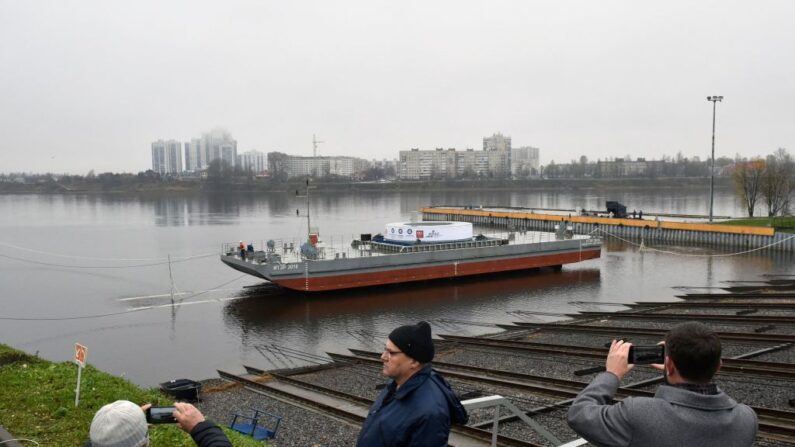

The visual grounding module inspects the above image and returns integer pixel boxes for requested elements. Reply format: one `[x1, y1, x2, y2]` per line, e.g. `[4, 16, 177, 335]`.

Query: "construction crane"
[312, 134, 324, 158]
[312, 134, 325, 177]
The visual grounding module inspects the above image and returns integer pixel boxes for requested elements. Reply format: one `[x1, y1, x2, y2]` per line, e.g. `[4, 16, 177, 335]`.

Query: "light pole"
[707, 95, 723, 222]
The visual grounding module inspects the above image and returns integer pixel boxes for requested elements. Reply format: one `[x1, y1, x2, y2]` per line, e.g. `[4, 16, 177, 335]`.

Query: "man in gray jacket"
[567, 321, 757, 447]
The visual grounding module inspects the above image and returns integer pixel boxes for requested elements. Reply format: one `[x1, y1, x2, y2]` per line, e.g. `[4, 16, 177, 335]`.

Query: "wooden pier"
[422, 206, 795, 252]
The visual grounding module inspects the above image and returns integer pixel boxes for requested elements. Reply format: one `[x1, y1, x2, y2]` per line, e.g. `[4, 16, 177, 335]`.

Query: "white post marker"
[74, 343, 88, 407]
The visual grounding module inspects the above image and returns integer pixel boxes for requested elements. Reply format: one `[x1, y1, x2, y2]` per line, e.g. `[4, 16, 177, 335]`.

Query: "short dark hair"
[664, 322, 721, 383]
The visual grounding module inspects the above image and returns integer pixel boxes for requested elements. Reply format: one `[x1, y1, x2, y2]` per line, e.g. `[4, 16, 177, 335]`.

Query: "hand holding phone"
[627, 345, 665, 365]
[145, 406, 177, 424]
[606, 339, 634, 380]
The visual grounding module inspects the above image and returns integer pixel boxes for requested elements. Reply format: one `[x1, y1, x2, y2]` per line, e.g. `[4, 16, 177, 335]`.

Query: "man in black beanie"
[357, 321, 468, 447]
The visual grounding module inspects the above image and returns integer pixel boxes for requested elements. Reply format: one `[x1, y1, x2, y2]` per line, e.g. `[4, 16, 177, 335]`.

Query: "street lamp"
[707, 95, 723, 222]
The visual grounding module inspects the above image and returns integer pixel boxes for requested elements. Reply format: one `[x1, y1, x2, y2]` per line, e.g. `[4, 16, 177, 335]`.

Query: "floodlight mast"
[707, 95, 723, 223]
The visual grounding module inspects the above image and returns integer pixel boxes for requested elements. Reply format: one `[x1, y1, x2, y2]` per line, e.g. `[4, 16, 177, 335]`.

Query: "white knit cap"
[89, 400, 149, 447]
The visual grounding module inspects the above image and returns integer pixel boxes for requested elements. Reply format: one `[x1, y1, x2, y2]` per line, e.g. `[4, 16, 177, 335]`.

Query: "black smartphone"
[627, 345, 664, 365]
[145, 406, 176, 424]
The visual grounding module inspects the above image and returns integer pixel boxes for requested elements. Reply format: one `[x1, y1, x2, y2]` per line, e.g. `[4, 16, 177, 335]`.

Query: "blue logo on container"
[398, 229, 403, 234]
[407, 229, 413, 235]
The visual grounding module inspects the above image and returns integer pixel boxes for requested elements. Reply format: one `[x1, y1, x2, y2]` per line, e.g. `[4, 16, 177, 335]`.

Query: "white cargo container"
[384, 221, 473, 244]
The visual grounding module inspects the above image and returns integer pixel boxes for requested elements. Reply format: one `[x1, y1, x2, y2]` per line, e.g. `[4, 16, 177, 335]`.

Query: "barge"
[220, 221, 601, 292]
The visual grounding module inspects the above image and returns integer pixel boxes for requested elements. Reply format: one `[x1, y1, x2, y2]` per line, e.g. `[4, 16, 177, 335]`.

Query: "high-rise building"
[454, 149, 489, 177]
[183, 129, 237, 171]
[398, 144, 515, 180]
[151, 139, 183, 175]
[184, 139, 204, 172]
[266, 152, 370, 179]
[220, 144, 237, 168]
[237, 150, 268, 173]
[511, 146, 541, 177]
[481, 132, 512, 177]
[398, 148, 457, 180]
[483, 132, 511, 152]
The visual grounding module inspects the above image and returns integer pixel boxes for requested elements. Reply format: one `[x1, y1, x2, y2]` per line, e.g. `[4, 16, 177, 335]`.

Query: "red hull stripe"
[272, 249, 601, 292]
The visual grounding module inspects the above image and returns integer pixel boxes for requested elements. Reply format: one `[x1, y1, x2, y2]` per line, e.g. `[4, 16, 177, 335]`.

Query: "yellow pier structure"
[421, 207, 794, 252]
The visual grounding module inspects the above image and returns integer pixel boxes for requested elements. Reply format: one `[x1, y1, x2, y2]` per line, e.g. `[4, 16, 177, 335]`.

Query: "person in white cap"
[87, 400, 149, 447]
[86, 401, 231, 447]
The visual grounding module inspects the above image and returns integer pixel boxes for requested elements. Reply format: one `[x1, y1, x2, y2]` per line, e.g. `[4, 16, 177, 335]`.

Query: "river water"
[1, 188, 793, 386]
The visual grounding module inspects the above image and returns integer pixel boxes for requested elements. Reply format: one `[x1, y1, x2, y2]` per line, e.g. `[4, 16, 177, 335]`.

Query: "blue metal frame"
[229, 408, 282, 441]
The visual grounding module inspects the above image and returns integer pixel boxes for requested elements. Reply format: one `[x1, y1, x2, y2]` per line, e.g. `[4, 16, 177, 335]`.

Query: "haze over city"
[2, 1, 794, 174]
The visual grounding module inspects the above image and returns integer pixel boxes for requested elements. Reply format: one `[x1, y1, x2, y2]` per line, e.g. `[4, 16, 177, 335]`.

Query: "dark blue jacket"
[190, 420, 233, 447]
[357, 364, 468, 447]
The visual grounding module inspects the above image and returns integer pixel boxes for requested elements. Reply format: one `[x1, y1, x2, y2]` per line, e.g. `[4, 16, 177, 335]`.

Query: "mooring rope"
[0, 274, 248, 321]
[0, 240, 215, 262]
[0, 252, 216, 269]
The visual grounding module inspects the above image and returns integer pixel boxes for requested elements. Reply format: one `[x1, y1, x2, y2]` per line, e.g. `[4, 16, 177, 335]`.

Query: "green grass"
[717, 216, 795, 233]
[0, 344, 266, 446]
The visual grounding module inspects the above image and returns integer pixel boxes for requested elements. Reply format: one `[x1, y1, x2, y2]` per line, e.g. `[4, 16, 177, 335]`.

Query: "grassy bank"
[718, 216, 795, 233]
[0, 344, 265, 446]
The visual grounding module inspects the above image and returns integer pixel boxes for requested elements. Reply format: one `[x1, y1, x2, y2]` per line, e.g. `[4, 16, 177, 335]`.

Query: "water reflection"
[1, 191, 791, 386]
[396, 187, 740, 217]
[222, 268, 601, 338]
[146, 193, 391, 227]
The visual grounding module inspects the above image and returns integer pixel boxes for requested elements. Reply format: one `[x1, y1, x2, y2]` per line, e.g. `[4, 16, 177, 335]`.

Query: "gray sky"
[2, 1, 794, 174]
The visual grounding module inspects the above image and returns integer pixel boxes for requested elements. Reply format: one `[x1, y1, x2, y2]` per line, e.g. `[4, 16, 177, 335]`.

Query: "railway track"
[218, 368, 546, 447]
[335, 350, 652, 398]
[437, 334, 794, 379]
[501, 322, 795, 344]
[722, 285, 795, 293]
[570, 311, 795, 325]
[627, 302, 795, 309]
[677, 293, 795, 300]
[327, 350, 795, 443]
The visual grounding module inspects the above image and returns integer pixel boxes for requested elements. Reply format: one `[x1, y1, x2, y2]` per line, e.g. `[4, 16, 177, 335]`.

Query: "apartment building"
[511, 146, 541, 177]
[151, 139, 183, 175]
[237, 150, 268, 173]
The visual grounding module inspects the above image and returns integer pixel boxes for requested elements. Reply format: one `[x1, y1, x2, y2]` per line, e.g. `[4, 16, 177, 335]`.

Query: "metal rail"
[722, 285, 795, 292]
[218, 369, 368, 425]
[438, 335, 795, 379]
[336, 351, 650, 398]
[504, 322, 795, 344]
[335, 349, 795, 428]
[221, 368, 544, 447]
[570, 311, 795, 325]
[628, 302, 795, 309]
[677, 293, 795, 299]
[337, 338, 793, 442]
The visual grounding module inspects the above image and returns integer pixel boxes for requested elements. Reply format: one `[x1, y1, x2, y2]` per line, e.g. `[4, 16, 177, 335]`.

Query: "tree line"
[733, 148, 793, 217]
[3, 151, 792, 217]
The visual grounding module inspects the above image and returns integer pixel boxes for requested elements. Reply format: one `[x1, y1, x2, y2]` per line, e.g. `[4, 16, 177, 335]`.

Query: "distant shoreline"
[0, 176, 732, 195]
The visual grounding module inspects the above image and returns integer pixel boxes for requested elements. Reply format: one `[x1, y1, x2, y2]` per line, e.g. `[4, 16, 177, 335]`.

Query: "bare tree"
[732, 157, 765, 217]
[761, 148, 794, 216]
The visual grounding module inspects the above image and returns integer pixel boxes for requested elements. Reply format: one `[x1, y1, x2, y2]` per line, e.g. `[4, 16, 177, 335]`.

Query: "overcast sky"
[2, 1, 794, 174]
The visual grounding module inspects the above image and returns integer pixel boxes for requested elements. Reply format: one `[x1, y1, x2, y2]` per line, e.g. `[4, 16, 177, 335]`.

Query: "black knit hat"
[388, 321, 434, 363]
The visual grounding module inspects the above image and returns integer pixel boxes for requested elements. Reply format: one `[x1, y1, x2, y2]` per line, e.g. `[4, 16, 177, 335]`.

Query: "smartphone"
[145, 406, 176, 424]
[627, 345, 664, 365]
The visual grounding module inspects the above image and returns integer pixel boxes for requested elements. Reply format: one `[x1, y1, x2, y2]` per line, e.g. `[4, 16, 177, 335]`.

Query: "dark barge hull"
[221, 237, 601, 292]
